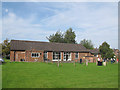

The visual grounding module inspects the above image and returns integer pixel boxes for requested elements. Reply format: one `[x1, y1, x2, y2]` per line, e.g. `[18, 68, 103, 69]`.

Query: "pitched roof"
[113, 49, 119, 52]
[90, 49, 100, 54]
[10, 40, 90, 52]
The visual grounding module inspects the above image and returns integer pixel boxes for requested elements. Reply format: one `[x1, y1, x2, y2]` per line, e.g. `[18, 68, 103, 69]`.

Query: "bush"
[6, 54, 10, 59]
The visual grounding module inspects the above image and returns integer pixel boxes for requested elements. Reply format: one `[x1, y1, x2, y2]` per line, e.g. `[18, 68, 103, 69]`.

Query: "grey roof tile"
[10, 40, 90, 52]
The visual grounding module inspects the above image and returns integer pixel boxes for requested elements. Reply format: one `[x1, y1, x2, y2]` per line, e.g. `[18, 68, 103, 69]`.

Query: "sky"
[1, 2, 118, 49]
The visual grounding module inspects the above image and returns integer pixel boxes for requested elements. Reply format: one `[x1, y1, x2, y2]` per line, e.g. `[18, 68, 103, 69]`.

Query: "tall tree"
[64, 28, 76, 44]
[80, 39, 94, 49]
[99, 42, 115, 59]
[47, 28, 76, 44]
[2, 38, 10, 58]
[46, 31, 64, 43]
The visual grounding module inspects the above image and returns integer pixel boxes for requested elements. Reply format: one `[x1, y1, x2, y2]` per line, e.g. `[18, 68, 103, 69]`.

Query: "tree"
[80, 39, 94, 49]
[99, 42, 115, 59]
[64, 28, 76, 44]
[46, 31, 64, 43]
[2, 38, 10, 58]
[47, 28, 76, 44]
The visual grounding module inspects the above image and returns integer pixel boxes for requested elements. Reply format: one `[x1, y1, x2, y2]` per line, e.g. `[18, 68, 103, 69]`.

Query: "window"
[53, 52, 61, 60]
[31, 53, 40, 57]
[44, 51, 48, 60]
[75, 52, 78, 59]
[63, 52, 71, 61]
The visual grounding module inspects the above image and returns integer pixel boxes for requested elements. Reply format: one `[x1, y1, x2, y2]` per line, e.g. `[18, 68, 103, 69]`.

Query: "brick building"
[113, 49, 119, 58]
[10, 40, 100, 62]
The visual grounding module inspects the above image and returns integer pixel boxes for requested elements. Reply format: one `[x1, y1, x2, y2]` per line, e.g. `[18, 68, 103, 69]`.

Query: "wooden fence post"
[58, 59, 59, 67]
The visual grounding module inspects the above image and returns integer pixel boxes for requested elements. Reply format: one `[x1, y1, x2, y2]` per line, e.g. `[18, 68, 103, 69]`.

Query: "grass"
[3, 58, 10, 62]
[2, 59, 118, 88]
[0, 63, 1, 89]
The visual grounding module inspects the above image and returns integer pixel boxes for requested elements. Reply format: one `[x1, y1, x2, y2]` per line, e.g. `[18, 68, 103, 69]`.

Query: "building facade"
[10, 40, 100, 62]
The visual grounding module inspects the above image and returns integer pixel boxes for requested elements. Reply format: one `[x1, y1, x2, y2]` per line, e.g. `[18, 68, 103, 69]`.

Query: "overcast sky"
[2, 2, 118, 49]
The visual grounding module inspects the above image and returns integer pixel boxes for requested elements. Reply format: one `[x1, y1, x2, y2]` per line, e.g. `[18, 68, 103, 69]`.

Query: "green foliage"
[3, 58, 10, 62]
[46, 31, 64, 43]
[47, 28, 76, 44]
[99, 42, 115, 59]
[64, 28, 76, 44]
[80, 39, 94, 49]
[1, 38, 10, 57]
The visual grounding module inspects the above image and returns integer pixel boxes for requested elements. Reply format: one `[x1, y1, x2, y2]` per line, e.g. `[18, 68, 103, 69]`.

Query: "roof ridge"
[11, 40, 83, 45]
[10, 40, 88, 51]
[11, 40, 49, 43]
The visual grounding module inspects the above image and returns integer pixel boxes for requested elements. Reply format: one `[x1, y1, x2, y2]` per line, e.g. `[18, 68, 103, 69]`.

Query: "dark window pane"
[75, 52, 78, 58]
[53, 54, 55, 59]
[32, 53, 33, 57]
[59, 54, 61, 59]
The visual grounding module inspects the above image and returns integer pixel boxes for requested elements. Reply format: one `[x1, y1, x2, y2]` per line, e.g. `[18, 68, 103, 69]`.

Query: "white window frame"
[75, 52, 79, 59]
[31, 53, 40, 58]
[52, 52, 61, 61]
[63, 52, 71, 61]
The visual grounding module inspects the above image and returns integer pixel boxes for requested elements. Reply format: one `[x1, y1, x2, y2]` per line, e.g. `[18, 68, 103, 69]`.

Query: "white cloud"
[2, 2, 118, 49]
[5, 8, 8, 13]
[2, 12, 55, 42]
[38, 3, 118, 48]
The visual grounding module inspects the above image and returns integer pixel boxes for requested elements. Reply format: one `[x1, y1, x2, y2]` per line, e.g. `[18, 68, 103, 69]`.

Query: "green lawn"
[3, 58, 10, 62]
[2, 60, 118, 88]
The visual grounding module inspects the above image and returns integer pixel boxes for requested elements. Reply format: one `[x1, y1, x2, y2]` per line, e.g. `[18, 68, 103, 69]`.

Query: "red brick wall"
[10, 51, 25, 62]
[61, 52, 63, 61]
[114, 49, 119, 57]
[10, 50, 44, 62]
[85, 53, 101, 63]
[71, 52, 74, 61]
[26, 50, 44, 62]
[71, 52, 80, 61]
[10, 50, 100, 62]
[79, 52, 89, 59]
[47, 52, 52, 61]
[10, 51, 14, 62]
[15, 51, 25, 62]
[71, 52, 90, 62]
